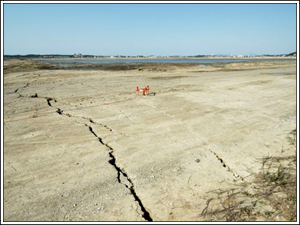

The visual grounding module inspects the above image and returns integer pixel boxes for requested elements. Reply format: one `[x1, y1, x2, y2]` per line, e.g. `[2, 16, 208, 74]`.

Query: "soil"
[2, 58, 297, 221]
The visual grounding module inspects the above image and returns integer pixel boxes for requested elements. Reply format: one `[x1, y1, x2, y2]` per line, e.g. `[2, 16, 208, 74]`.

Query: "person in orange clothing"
[136, 86, 140, 96]
[144, 86, 149, 96]
[142, 87, 146, 96]
[146, 85, 149, 95]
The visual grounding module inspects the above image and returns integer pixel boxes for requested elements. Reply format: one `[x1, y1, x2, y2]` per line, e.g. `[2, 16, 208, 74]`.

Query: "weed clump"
[201, 129, 297, 221]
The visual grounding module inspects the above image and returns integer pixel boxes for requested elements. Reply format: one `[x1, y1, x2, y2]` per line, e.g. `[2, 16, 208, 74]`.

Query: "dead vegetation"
[201, 129, 297, 221]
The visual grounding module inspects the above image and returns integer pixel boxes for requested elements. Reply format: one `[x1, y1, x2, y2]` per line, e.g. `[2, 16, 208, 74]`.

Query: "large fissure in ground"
[86, 125, 153, 221]
[48, 98, 153, 221]
[18, 89, 248, 220]
[14, 89, 153, 221]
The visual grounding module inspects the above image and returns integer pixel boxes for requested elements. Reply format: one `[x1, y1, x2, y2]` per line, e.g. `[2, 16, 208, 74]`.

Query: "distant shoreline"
[26, 56, 296, 61]
[4, 55, 297, 61]
[4, 56, 296, 74]
[32, 56, 296, 66]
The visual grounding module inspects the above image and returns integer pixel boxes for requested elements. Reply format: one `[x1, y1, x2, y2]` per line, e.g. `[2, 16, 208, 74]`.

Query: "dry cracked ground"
[2, 59, 297, 221]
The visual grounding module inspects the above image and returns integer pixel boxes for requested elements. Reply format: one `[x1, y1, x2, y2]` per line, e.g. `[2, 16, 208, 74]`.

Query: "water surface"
[39, 58, 296, 65]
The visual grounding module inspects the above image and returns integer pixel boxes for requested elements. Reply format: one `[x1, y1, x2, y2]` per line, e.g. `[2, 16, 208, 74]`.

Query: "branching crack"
[25, 94, 151, 220]
[86, 124, 153, 221]
[82, 116, 114, 132]
[53, 107, 124, 136]
[17, 91, 56, 107]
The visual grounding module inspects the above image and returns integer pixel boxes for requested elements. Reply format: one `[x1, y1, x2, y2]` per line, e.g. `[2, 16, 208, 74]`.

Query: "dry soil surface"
[3, 59, 297, 221]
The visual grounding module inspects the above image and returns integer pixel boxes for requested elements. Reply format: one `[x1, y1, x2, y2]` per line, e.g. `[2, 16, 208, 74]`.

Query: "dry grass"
[201, 129, 297, 222]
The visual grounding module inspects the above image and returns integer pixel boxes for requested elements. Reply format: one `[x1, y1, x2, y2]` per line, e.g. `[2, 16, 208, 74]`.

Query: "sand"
[2, 59, 297, 221]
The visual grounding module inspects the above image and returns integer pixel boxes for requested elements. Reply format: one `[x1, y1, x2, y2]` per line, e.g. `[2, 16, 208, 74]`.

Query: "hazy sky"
[3, 2, 297, 55]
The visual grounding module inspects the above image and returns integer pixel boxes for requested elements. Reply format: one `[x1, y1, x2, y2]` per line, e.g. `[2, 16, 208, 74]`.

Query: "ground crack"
[210, 150, 245, 182]
[82, 116, 112, 131]
[49, 102, 151, 219]
[46, 97, 56, 106]
[17, 92, 57, 107]
[14, 82, 30, 94]
[86, 124, 153, 221]
[56, 111, 125, 135]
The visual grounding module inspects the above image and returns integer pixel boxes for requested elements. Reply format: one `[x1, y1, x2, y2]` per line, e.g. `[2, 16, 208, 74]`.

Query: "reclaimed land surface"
[3, 59, 297, 221]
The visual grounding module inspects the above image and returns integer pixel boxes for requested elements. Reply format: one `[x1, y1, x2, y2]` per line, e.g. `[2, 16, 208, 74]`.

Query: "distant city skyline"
[2, 2, 298, 56]
[3, 52, 297, 57]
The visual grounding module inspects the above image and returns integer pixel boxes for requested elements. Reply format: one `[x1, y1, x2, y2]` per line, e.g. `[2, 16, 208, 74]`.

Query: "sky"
[2, 2, 298, 56]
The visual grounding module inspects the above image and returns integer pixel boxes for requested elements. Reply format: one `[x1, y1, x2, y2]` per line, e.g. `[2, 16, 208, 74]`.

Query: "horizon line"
[4, 52, 297, 57]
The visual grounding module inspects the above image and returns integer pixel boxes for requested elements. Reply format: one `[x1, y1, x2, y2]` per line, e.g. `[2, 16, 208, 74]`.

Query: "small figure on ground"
[136, 86, 140, 96]
[144, 86, 149, 96]
[143, 87, 146, 96]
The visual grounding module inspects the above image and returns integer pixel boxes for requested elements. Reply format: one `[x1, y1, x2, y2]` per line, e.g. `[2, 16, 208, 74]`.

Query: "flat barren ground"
[3, 59, 297, 221]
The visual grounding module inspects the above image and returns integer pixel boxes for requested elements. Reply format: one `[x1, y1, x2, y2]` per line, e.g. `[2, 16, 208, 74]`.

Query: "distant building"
[74, 53, 82, 58]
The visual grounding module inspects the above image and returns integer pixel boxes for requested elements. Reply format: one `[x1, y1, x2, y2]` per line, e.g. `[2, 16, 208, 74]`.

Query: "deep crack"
[18, 91, 56, 108]
[38, 97, 152, 221]
[86, 124, 153, 221]
[46, 97, 55, 107]
[19, 89, 247, 218]
[129, 186, 153, 221]
[30, 93, 38, 98]
[56, 108, 63, 115]
[108, 153, 121, 183]
[47, 100, 52, 107]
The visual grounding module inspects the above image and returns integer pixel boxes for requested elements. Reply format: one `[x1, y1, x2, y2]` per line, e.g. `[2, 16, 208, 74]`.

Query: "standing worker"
[136, 86, 140, 96]
[146, 85, 149, 95]
[143, 87, 146, 96]
[144, 86, 148, 96]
